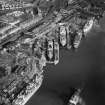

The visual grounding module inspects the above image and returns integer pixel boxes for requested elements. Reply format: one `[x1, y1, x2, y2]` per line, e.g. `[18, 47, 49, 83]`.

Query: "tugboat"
[68, 89, 81, 105]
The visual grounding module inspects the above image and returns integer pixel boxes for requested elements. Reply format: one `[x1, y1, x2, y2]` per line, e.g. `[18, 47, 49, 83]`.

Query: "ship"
[59, 25, 67, 47]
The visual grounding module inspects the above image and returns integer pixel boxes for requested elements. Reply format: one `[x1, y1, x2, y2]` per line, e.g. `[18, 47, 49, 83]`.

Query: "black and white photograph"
[0, 0, 105, 105]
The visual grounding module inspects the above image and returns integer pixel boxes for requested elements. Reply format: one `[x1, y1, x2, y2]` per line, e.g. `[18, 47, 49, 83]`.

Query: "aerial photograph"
[0, 0, 105, 105]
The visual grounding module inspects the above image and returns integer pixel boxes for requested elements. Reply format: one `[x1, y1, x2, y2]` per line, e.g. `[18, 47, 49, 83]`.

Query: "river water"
[26, 17, 105, 105]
